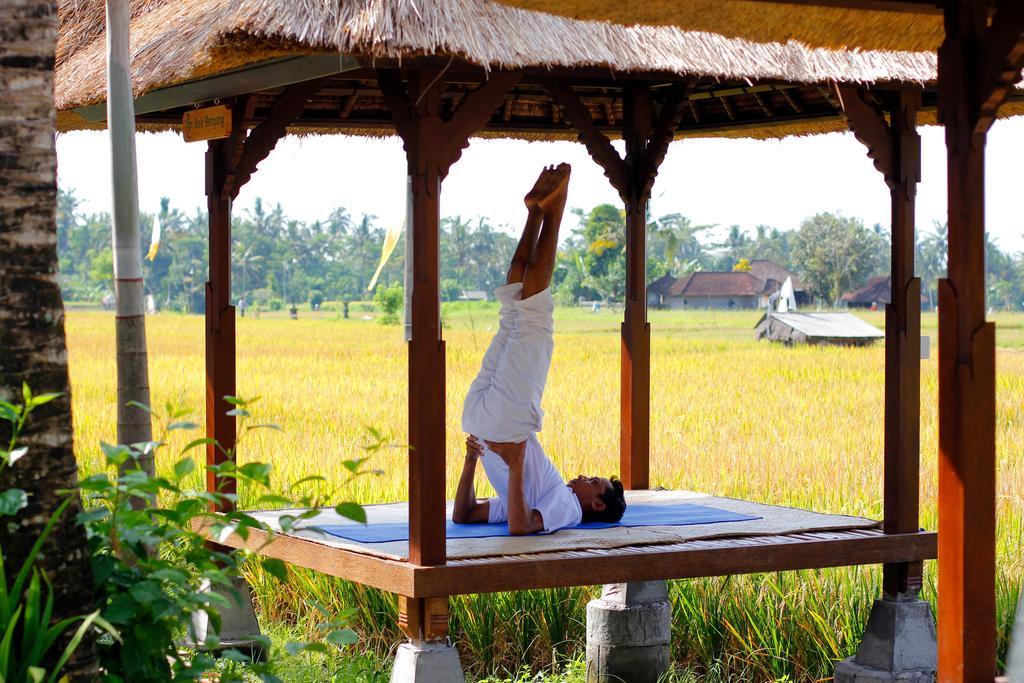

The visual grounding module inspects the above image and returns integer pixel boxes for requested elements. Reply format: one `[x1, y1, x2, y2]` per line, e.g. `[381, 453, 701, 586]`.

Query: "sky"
[55, 116, 1024, 254]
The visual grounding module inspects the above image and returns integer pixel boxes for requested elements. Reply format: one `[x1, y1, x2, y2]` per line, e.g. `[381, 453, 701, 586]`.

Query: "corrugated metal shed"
[754, 312, 883, 345]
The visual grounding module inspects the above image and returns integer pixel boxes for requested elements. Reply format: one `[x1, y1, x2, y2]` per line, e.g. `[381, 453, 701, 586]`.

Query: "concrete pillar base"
[834, 597, 936, 683]
[188, 576, 266, 661]
[586, 581, 672, 683]
[389, 641, 464, 683]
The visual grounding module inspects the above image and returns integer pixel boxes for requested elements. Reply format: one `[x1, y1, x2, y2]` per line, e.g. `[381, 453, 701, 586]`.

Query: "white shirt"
[481, 433, 582, 533]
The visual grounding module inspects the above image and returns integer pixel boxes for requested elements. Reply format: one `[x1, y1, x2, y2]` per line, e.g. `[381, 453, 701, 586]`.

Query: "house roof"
[54, 0, 946, 138]
[747, 259, 802, 290]
[756, 312, 884, 339]
[492, 1, 944, 52]
[647, 274, 677, 297]
[841, 275, 891, 305]
[668, 271, 764, 298]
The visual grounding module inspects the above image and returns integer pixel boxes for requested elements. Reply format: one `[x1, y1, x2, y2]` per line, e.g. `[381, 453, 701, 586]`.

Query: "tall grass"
[64, 307, 1024, 680]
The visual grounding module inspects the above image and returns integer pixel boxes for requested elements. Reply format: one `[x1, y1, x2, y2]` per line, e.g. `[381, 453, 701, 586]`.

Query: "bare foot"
[524, 163, 571, 211]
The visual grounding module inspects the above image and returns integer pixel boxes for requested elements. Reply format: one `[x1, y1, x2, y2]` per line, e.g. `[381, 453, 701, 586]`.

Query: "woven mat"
[245, 490, 876, 562]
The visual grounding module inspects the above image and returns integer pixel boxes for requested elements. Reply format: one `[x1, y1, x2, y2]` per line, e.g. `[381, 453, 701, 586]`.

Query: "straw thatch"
[56, 0, 937, 127]
[493, 0, 944, 53]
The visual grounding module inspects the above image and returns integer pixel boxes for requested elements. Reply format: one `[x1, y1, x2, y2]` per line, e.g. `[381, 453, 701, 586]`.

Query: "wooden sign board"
[182, 105, 231, 142]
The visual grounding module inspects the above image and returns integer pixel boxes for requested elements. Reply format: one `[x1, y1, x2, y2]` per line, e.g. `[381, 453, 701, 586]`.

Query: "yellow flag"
[146, 214, 161, 261]
[367, 218, 403, 291]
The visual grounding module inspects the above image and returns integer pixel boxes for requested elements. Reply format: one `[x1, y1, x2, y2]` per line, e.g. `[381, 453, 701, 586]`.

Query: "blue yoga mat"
[317, 502, 760, 543]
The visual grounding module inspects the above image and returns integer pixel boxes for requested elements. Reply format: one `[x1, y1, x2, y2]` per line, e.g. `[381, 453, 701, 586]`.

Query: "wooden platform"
[199, 521, 936, 598]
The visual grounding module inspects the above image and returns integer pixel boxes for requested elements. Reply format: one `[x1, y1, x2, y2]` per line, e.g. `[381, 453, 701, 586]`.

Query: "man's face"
[567, 475, 611, 513]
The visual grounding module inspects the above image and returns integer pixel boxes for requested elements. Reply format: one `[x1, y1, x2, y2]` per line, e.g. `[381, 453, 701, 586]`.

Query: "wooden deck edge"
[410, 530, 937, 597]
[194, 518, 936, 600]
[193, 518, 417, 595]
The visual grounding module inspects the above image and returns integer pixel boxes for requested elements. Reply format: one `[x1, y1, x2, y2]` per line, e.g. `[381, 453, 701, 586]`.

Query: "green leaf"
[0, 489, 28, 516]
[223, 396, 247, 406]
[125, 400, 154, 415]
[0, 401, 19, 424]
[128, 581, 165, 605]
[225, 408, 250, 418]
[100, 442, 132, 466]
[27, 392, 62, 410]
[333, 502, 366, 524]
[181, 437, 216, 454]
[237, 462, 271, 486]
[167, 421, 199, 431]
[173, 458, 196, 480]
[27, 666, 45, 683]
[262, 558, 289, 583]
[288, 475, 326, 490]
[325, 628, 359, 646]
[245, 422, 282, 432]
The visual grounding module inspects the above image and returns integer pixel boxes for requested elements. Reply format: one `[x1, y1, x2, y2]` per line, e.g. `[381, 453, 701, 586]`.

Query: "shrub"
[373, 284, 403, 326]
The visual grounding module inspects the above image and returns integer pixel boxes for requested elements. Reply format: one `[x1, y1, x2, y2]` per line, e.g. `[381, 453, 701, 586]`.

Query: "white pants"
[461, 282, 555, 443]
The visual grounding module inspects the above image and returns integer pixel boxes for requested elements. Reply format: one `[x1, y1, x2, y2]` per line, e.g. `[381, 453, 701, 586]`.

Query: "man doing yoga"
[453, 163, 627, 535]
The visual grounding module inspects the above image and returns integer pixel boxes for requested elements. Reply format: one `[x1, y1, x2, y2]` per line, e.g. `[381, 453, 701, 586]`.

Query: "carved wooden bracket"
[544, 80, 685, 204]
[377, 68, 521, 180]
[837, 85, 921, 194]
[397, 595, 449, 643]
[939, 1, 1024, 137]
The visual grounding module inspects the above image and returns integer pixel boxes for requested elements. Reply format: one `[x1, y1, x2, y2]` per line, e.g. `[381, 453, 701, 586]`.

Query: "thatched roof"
[55, 0, 940, 138]
[492, 0, 944, 52]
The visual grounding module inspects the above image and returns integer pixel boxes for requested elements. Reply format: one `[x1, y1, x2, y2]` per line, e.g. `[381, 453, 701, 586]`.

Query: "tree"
[792, 212, 884, 305]
[0, 0, 99, 675]
[647, 212, 711, 278]
[106, 0, 154, 481]
[917, 221, 947, 310]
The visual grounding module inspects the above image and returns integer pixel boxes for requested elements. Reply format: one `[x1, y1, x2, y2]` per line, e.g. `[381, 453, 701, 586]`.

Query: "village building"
[650, 260, 806, 309]
[842, 275, 892, 309]
[755, 311, 884, 346]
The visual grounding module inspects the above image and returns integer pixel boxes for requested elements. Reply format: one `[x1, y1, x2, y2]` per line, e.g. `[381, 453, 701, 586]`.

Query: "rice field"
[64, 306, 1024, 681]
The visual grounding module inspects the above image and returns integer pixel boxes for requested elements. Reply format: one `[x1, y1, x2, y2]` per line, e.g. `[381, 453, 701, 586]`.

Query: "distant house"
[841, 276, 891, 309]
[648, 260, 808, 310]
[458, 290, 488, 302]
[665, 271, 765, 309]
[754, 312, 884, 346]
[646, 274, 676, 308]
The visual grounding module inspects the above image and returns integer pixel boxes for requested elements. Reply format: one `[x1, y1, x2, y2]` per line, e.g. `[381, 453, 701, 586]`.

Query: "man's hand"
[485, 439, 526, 468]
[465, 435, 483, 462]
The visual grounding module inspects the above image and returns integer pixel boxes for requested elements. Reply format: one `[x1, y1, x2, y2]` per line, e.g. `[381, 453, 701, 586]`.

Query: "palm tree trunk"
[106, 0, 154, 478]
[0, 1, 100, 678]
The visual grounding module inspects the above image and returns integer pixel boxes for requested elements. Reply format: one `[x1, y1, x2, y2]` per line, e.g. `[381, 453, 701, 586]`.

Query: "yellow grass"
[64, 307, 1024, 677]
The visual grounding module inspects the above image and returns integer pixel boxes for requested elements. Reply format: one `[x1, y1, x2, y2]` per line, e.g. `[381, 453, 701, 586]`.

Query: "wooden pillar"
[882, 89, 923, 599]
[405, 68, 447, 568]
[205, 140, 237, 511]
[201, 83, 327, 512]
[937, 2, 998, 679]
[544, 79, 684, 491]
[377, 67, 520, 567]
[621, 84, 652, 491]
[397, 595, 450, 643]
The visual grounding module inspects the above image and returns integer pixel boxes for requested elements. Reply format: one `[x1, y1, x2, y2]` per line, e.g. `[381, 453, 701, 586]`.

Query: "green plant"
[0, 385, 119, 683]
[373, 284, 403, 325]
[74, 396, 371, 682]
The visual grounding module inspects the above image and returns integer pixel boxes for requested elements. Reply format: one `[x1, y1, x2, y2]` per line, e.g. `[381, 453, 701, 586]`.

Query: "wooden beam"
[198, 520, 936, 600]
[977, 3, 1024, 133]
[936, 1, 999, 679]
[745, 0, 941, 12]
[413, 530, 938, 597]
[544, 79, 630, 199]
[229, 77, 330, 198]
